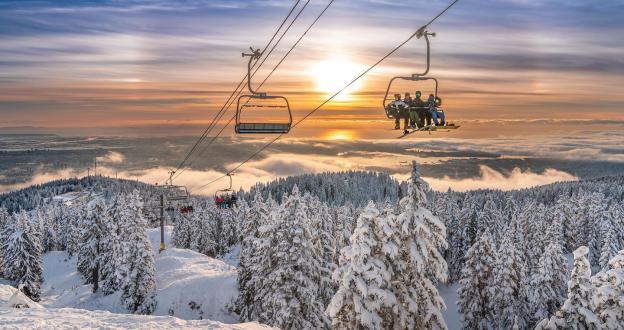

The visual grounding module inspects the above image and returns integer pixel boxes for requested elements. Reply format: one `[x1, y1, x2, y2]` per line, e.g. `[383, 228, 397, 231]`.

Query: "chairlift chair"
[235, 47, 293, 134]
[214, 174, 236, 208]
[383, 75, 440, 119]
[382, 29, 458, 133]
[161, 184, 189, 201]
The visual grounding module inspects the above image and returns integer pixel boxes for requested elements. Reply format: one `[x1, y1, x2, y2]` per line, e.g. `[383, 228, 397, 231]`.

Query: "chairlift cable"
[192, 0, 461, 192]
[165, 0, 303, 183]
[176, 0, 333, 182]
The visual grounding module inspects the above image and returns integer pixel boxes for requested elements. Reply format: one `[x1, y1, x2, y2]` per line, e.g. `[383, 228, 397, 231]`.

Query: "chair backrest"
[236, 94, 292, 134]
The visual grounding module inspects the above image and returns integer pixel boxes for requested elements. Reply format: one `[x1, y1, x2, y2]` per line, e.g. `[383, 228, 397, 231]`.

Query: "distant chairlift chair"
[214, 173, 236, 209]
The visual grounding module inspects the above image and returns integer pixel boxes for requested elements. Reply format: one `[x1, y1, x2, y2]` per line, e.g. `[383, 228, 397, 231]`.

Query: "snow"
[149, 227, 239, 322]
[0, 225, 244, 327]
[439, 283, 461, 329]
[51, 191, 89, 205]
[5, 287, 43, 309]
[0, 307, 271, 329]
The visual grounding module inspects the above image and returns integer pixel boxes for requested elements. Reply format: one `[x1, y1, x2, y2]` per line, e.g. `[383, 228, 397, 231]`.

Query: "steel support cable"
[176, 0, 333, 182]
[165, 0, 302, 183]
[192, 0, 461, 192]
[172, 0, 311, 182]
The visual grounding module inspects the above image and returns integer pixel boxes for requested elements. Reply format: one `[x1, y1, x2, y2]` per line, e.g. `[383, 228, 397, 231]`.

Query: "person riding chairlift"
[427, 94, 445, 126]
[215, 196, 224, 209]
[413, 91, 430, 128]
[389, 94, 409, 132]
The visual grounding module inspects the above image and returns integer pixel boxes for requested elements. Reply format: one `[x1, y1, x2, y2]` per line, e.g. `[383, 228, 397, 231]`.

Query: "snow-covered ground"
[439, 283, 461, 329]
[0, 226, 258, 329]
[0, 308, 270, 330]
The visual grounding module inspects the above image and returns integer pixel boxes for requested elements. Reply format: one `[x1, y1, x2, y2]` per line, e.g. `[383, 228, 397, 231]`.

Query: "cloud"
[0, 168, 83, 193]
[96, 151, 125, 164]
[423, 166, 578, 192]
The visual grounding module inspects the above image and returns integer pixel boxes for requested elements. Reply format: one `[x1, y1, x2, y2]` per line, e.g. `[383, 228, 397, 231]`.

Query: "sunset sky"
[1, 0, 623, 135]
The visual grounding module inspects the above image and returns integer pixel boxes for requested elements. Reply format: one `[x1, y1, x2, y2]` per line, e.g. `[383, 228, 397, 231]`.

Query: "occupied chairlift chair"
[235, 47, 293, 134]
[382, 29, 448, 123]
[214, 173, 236, 209]
[161, 171, 193, 213]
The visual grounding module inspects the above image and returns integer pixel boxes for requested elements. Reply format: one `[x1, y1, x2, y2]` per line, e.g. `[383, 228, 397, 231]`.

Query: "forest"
[0, 166, 623, 329]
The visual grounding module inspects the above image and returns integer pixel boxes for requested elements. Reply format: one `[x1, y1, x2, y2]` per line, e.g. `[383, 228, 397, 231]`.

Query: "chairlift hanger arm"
[242, 47, 263, 95]
[416, 29, 436, 77]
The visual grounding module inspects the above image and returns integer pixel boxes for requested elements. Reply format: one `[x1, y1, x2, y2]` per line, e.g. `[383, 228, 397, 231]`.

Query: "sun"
[310, 55, 364, 101]
[323, 129, 356, 141]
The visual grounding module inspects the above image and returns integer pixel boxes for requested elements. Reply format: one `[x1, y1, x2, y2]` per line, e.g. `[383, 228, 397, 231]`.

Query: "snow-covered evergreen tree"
[536, 246, 601, 329]
[233, 192, 269, 321]
[118, 190, 157, 314]
[100, 196, 124, 295]
[592, 249, 624, 329]
[327, 201, 396, 329]
[530, 238, 568, 325]
[76, 200, 106, 292]
[599, 214, 619, 271]
[458, 230, 497, 329]
[0, 211, 43, 301]
[492, 231, 526, 329]
[257, 186, 329, 329]
[389, 161, 448, 329]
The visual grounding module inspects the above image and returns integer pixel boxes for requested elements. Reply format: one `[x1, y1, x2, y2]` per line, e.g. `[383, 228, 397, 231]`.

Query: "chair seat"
[236, 123, 291, 134]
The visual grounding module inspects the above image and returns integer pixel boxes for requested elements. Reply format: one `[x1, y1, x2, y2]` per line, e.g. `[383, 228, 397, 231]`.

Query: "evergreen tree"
[172, 210, 193, 249]
[76, 200, 106, 292]
[327, 201, 396, 329]
[536, 246, 601, 329]
[118, 190, 157, 314]
[233, 192, 268, 321]
[530, 239, 568, 325]
[257, 186, 329, 329]
[0, 207, 10, 275]
[591, 250, 624, 329]
[492, 231, 526, 329]
[389, 161, 448, 329]
[0, 211, 43, 301]
[100, 196, 124, 294]
[458, 231, 497, 329]
[599, 214, 619, 271]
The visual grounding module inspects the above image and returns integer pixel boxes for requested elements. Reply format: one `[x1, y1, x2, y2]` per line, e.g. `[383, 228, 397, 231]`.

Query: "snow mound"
[5, 286, 43, 309]
[0, 307, 271, 329]
[147, 227, 239, 321]
[38, 227, 239, 322]
[0, 283, 19, 305]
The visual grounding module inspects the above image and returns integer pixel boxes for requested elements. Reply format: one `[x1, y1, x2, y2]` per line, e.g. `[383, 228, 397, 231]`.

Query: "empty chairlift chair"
[235, 48, 293, 134]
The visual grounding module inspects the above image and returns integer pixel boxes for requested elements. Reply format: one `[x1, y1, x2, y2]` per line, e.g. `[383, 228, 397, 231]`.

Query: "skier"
[389, 94, 409, 132]
[413, 91, 430, 128]
[427, 94, 445, 126]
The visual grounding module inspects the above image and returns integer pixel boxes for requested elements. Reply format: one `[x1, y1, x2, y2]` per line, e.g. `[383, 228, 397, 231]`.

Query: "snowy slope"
[0, 307, 270, 330]
[147, 227, 239, 321]
[6, 226, 241, 323]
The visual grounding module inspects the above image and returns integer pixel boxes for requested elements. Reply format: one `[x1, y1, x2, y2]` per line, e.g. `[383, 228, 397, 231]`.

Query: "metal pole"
[159, 194, 166, 253]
